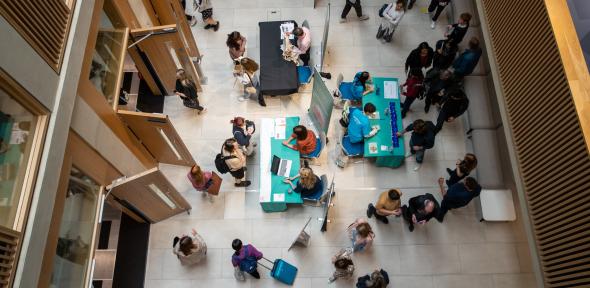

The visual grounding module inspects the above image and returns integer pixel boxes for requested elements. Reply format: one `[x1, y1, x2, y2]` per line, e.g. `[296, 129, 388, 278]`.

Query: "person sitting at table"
[348, 103, 379, 144]
[285, 27, 312, 66]
[401, 193, 439, 232]
[349, 71, 374, 103]
[282, 125, 317, 156]
[231, 116, 256, 156]
[396, 119, 436, 170]
[283, 167, 323, 197]
[436, 176, 481, 222]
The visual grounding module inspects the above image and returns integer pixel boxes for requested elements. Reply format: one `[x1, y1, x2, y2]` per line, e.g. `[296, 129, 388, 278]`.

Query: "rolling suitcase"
[259, 257, 298, 285]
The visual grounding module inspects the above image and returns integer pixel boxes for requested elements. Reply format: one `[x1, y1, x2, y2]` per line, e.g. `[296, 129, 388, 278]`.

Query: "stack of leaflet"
[389, 102, 399, 148]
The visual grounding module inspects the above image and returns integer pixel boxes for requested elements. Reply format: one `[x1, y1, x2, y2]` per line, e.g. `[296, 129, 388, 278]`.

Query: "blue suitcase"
[259, 257, 298, 285]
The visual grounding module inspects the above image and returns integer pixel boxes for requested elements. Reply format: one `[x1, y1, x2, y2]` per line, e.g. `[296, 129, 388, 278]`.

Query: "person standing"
[231, 117, 256, 156]
[340, 0, 370, 23]
[234, 57, 266, 106]
[222, 138, 251, 187]
[231, 239, 263, 279]
[356, 269, 390, 288]
[329, 248, 355, 283]
[348, 103, 380, 144]
[432, 38, 458, 71]
[434, 87, 469, 133]
[452, 37, 482, 78]
[347, 218, 375, 252]
[286, 27, 312, 66]
[195, 0, 219, 31]
[376, 0, 405, 43]
[400, 68, 424, 118]
[428, 0, 452, 29]
[423, 69, 453, 113]
[401, 193, 439, 232]
[436, 177, 481, 222]
[173, 228, 207, 265]
[446, 153, 478, 186]
[226, 31, 247, 61]
[187, 164, 213, 194]
[282, 125, 317, 156]
[396, 119, 436, 169]
[445, 13, 472, 44]
[405, 42, 434, 73]
[174, 69, 206, 114]
[367, 189, 402, 224]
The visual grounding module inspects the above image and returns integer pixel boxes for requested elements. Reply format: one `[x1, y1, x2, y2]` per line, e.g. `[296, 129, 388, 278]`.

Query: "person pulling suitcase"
[231, 239, 263, 280]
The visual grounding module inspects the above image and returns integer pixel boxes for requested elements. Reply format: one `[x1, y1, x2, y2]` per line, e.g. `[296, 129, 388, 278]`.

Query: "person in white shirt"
[286, 27, 312, 66]
[377, 0, 405, 43]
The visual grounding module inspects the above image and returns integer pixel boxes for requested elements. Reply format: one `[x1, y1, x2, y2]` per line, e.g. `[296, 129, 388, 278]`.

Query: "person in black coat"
[432, 39, 458, 71]
[445, 13, 472, 45]
[356, 269, 389, 288]
[423, 69, 453, 113]
[436, 177, 481, 222]
[401, 193, 439, 232]
[396, 119, 436, 166]
[435, 88, 469, 133]
[405, 42, 434, 73]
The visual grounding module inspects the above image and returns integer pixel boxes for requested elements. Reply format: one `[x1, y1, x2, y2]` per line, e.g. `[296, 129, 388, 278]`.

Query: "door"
[128, 24, 201, 95]
[117, 110, 195, 166]
[106, 167, 191, 223]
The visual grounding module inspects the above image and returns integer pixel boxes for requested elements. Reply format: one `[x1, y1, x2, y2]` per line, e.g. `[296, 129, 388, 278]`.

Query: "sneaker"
[235, 181, 251, 187]
[258, 98, 267, 107]
[213, 22, 220, 32]
[204, 24, 212, 30]
[413, 163, 422, 171]
[377, 216, 389, 224]
[328, 276, 336, 283]
[366, 204, 374, 218]
[339, 18, 347, 23]
[198, 108, 207, 115]
[359, 15, 370, 21]
[238, 95, 248, 102]
[408, 223, 415, 232]
[430, 21, 436, 29]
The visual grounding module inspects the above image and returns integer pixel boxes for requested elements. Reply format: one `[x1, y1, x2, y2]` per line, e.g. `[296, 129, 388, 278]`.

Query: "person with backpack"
[376, 0, 405, 43]
[231, 239, 263, 279]
[219, 138, 250, 187]
[173, 228, 207, 265]
[400, 68, 424, 118]
[329, 248, 355, 283]
[231, 116, 256, 156]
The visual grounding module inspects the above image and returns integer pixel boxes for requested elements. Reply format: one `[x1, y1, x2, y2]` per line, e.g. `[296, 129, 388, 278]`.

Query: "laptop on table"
[271, 155, 292, 177]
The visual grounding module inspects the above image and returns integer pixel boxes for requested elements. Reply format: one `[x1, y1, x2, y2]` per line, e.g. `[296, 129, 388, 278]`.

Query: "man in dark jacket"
[453, 37, 482, 77]
[432, 39, 458, 71]
[436, 177, 481, 222]
[435, 88, 469, 133]
[405, 42, 434, 72]
[423, 69, 453, 113]
[397, 119, 436, 168]
[401, 193, 440, 232]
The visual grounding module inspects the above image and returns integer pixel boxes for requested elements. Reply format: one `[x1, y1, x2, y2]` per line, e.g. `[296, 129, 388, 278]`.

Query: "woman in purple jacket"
[231, 239, 263, 279]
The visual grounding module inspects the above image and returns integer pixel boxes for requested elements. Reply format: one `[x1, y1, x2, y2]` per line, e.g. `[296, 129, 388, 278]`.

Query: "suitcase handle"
[257, 257, 274, 271]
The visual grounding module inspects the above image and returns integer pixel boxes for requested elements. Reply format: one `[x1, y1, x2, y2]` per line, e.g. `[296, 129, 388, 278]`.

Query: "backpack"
[214, 146, 236, 174]
[238, 246, 258, 273]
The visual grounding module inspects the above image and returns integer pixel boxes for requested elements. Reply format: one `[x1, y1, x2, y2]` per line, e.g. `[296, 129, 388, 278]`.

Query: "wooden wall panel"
[0, 0, 73, 72]
[480, 0, 590, 286]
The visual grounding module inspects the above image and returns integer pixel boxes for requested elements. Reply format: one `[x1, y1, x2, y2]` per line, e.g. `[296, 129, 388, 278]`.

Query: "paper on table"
[274, 193, 285, 202]
[274, 118, 287, 139]
[381, 145, 388, 151]
[384, 81, 398, 99]
[368, 142, 378, 154]
[280, 23, 295, 39]
[275, 118, 286, 126]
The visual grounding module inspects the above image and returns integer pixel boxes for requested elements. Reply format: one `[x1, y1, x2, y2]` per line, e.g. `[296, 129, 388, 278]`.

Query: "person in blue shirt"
[436, 176, 481, 222]
[452, 37, 482, 77]
[347, 103, 379, 144]
[349, 71, 374, 102]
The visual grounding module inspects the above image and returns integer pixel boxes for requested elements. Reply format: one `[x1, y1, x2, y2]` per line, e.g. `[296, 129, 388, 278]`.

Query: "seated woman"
[282, 125, 317, 156]
[173, 228, 207, 265]
[283, 167, 322, 197]
[348, 71, 374, 102]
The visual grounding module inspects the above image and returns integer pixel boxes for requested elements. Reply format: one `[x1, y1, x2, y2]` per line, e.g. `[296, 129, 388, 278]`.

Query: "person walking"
[222, 138, 251, 187]
[452, 37, 482, 78]
[432, 38, 458, 71]
[234, 57, 266, 106]
[434, 87, 469, 133]
[341, 0, 370, 23]
[376, 0, 405, 43]
[231, 239, 263, 279]
[396, 119, 436, 170]
[173, 228, 207, 265]
[405, 42, 434, 73]
[446, 153, 478, 186]
[401, 193, 440, 232]
[347, 218, 375, 252]
[400, 68, 424, 118]
[428, 0, 452, 29]
[231, 117, 256, 156]
[227, 31, 247, 61]
[445, 13, 472, 44]
[329, 248, 355, 283]
[356, 269, 390, 288]
[423, 69, 453, 113]
[436, 177, 481, 222]
[174, 69, 206, 114]
[187, 164, 213, 195]
[366, 189, 402, 224]
[195, 0, 219, 31]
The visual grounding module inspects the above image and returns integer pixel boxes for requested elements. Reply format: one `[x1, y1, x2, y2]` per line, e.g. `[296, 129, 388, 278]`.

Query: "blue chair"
[341, 135, 364, 157]
[302, 174, 328, 207]
[301, 132, 326, 165]
[297, 66, 313, 85]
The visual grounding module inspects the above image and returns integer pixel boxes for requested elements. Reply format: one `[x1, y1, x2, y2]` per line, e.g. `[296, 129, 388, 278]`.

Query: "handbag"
[205, 172, 222, 195]
[234, 267, 246, 281]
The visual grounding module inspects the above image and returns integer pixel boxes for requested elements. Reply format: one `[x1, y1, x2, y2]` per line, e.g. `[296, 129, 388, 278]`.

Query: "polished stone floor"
[147, 0, 536, 287]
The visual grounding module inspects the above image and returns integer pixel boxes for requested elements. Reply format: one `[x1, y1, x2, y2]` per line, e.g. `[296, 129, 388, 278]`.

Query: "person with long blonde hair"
[175, 69, 206, 114]
[283, 166, 322, 197]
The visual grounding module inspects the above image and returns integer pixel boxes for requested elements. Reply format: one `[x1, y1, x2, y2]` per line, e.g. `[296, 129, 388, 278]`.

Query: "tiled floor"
[147, 0, 536, 287]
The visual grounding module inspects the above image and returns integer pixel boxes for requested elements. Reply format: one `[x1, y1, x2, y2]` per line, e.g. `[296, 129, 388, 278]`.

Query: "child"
[329, 248, 355, 283]
[401, 68, 424, 118]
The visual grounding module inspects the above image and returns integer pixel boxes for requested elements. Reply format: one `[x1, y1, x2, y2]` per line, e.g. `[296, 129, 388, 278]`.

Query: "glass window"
[89, 0, 127, 105]
[0, 90, 40, 229]
[49, 167, 100, 288]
